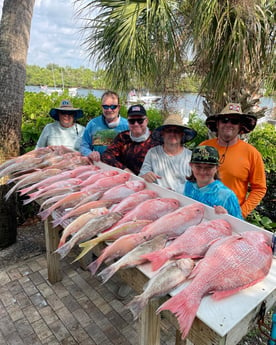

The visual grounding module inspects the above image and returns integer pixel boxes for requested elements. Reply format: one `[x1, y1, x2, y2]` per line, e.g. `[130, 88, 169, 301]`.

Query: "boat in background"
[127, 90, 161, 104]
[68, 87, 78, 97]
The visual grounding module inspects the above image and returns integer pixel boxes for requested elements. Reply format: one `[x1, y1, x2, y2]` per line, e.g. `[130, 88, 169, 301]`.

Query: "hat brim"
[205, 113, 257, 134]
[49, 108, 84, 121]
[152, 124, 197, 143]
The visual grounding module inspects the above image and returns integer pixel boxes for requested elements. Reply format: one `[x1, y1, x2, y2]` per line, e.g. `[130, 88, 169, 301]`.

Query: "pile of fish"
[1, 146, 273, 340]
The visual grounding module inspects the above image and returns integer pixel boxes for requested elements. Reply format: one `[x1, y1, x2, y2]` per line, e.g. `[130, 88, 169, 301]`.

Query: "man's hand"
[88, 151, 101, 163]
[140, 172, 161, 183]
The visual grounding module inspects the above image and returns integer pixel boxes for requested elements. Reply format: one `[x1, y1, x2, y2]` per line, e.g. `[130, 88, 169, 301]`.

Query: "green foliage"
[246, 210, 276, 231]
[186, 112, 208, 149]
[248, 123, 276, 172]
[146, 108, 164, 131]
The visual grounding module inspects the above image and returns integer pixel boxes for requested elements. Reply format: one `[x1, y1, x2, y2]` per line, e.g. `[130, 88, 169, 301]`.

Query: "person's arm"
[139, 150, 161, 183]
[241, 152, 267, 218]
[35, 125, 50, 149]
[101, 134, 126, 170]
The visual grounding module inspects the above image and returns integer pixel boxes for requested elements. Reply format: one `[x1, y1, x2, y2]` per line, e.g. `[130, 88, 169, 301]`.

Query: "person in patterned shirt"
[101, 104, 160, 175]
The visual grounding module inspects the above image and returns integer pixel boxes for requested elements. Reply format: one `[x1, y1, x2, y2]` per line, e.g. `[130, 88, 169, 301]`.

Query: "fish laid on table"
[158, 231, 273, 340]
[98, 234, 168, 284]
[81, 172, 131, 191]
[79, 170, 120, 187]
[24, 187, 78, 205]
[74, 220, 153, 261]
[4, 168, 62, 200]
[127, 258, 195, 320]
[52, 197, 113, 226]
[143, 219, 232, 271]
[77, 198, 181, 266]
[57, 207, 110, 248]
[24, 178, 83, 204]
[100, 180, 146, 201]
[55, 212, 122, 259]
[85, 199, 194, 275]
[0, 156, 44, 179]
[109, 189, 158, 214]
[38, 188, 104, 220]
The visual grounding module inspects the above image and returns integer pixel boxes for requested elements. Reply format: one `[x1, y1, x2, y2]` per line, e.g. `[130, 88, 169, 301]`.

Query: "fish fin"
[87, 257, 102, 275]
[142, 250, 168, 271]
[52, 218, 62, 228]
[126, 295, 147, 320]
[98, 265, 117, 284]
[157, 290, 200, 340]
[54, 241, 72, 259]
[23, 197, 34, 205]
[38, 208, 51, 220]
[72, 239, 98, 262]
[5, 186, 17, 200]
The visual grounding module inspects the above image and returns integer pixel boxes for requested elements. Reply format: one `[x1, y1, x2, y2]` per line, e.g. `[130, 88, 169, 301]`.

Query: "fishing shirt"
[200, 138, 266, 218]
[80, 115, 129, 155]
[184, 180, 243, 219]
[139, 145, 192, 194]
[101, 130, 160, 175]
[36, 121, 85, 152]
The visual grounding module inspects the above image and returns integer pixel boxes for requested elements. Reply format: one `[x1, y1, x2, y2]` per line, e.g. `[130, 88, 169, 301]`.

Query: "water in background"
[25, 86, 275, 121]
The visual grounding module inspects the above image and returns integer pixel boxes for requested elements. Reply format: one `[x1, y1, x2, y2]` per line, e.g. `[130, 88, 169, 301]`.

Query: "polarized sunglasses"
[219, 117, 240, 125]
[128, 118, 145, 125]
[102, 104, 118, 110]
[163, 127, 183, 134]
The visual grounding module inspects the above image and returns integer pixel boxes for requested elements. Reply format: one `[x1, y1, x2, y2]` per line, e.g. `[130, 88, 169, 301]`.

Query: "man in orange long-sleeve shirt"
[201, 103, 266, 218]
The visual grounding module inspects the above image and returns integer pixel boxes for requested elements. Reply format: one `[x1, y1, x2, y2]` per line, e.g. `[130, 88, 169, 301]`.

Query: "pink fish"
[57, 207, 109, 248]
[82, 172, 130, 191]
[143, 219, 232, 271]
[114, 198, 181, 226]
[79, 170, 119, 187]
[0, 156, 44, 179]
[110, 190, 158, 215]
[100, 180, 146, 201]
[158, 231, 273, 340]
[85, 198, 181, 274]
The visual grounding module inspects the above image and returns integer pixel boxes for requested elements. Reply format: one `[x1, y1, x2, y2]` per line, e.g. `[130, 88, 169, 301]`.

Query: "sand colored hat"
[153, 114, 197, 143]
[205, 103, 257, 134]
[49, 99, 83, 121]
[190, 145, 219, 165]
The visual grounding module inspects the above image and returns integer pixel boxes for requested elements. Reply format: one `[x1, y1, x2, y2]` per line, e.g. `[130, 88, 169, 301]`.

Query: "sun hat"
[205, 103, 257, 134]
[190, 145, 219, 165]
[49, 99, 83, 121]
[127, 104, 147, 117]
[153, 114, 197, 143]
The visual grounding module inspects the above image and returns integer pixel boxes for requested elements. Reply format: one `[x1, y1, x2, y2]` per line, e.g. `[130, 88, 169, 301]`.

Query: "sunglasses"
[128, 118, 145, 125]
[163, 128, 183, 134]
[219, 117, 240, 125]
[102, 104, 118, 110]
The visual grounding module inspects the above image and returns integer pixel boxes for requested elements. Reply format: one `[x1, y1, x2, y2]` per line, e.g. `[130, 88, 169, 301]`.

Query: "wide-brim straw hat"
[153, 114, 197, 143]
[49, 99, 83, 121]
[205, 103, 257, 134]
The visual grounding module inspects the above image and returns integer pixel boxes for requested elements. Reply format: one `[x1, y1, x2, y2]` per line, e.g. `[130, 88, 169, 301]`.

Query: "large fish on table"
[100, 180, 146, 201]
[85, 202, 203, 275]
[79, 170, 119, 187]
[127, 258, 195, 320]
[81, 172, 131, 191]
[77, 198, 181, 265]
[98, 234, 168, 284]
[143, 219, 232, 271]
[55, 212, 122, 259]
[158, 231, 273, 340]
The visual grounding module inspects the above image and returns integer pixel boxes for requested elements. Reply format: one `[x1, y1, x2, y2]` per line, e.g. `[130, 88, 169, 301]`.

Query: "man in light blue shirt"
[80, 90, 128, 162]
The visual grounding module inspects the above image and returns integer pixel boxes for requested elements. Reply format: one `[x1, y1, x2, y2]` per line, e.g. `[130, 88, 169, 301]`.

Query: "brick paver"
[0, 254, 176, 345]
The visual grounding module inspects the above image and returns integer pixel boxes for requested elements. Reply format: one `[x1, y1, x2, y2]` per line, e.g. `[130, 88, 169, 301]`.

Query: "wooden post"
[44, 218, 62, 284]
[139, 299, 161, 345]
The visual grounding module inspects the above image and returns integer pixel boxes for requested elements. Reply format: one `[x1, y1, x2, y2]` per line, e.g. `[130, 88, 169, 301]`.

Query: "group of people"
[36, 91, 266, 221]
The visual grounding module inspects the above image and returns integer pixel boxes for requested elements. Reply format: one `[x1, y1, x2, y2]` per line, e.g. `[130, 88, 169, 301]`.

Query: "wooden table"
[43, 162, 276, 345]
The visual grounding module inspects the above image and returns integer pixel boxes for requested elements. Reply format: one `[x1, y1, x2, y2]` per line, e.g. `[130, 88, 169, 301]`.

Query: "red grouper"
[142, 218, 232, 271]
[86, 202, 205, 275]
[158, 231, 273, 340]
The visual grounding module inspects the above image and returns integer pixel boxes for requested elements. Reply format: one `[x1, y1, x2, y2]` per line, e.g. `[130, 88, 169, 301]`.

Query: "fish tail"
[157, 291, 199, 340]
[38, 208, 52, 220]
[126, 295, 147, 320]
[98, 265, 118, 284]
[52, 218, 62, 228]
[142, 250, 168, 271]
[71, 239, 97, 262]
[23, 197, 34, 205]
[54, 241, 72, 259]
[87, 257, 103, 275]
[19, 186, 32, 195]
[4, 186, 16, 200]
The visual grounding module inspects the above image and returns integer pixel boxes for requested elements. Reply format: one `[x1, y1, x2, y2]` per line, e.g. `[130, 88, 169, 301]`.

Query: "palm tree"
[75, 0, 275, 115]
[0, 0, 35, 247]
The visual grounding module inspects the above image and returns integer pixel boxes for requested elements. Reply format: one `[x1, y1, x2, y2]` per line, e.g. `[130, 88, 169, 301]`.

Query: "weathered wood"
[139, 299, 161, 345]
[44, 218, 62, 284]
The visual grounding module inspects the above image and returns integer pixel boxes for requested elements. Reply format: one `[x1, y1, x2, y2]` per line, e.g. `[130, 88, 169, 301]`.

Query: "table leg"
[44, 218, 62, 284]
[139, 299, 161, 345]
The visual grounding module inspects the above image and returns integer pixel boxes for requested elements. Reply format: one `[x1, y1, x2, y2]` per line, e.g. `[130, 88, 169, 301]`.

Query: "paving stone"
[29, 292, 48, 308]
[39, 306, 59, 325]
[22, 305, 41, 323]
[48, 319, 69, 341]
[6, 303, 24, 322]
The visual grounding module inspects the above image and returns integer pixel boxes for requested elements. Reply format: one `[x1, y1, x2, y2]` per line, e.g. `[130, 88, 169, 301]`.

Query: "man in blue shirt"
[80, 90, 129, 162]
